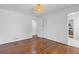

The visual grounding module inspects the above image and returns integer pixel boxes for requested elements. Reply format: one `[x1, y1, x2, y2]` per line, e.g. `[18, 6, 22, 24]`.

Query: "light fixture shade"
[34, 4, 43, 13]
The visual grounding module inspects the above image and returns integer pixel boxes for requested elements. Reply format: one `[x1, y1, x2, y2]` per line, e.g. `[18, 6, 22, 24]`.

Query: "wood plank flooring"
[0, 37, 79, 54]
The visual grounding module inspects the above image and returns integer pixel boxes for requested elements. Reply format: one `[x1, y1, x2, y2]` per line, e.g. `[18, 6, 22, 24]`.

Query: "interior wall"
[38, 5, 79, 45]
[68, 12, 79, 48]
[37, 16, 47, 37]
[74, 13, 79, 38]
[0, 9, 37, 44]
[32, 19, 38, 35]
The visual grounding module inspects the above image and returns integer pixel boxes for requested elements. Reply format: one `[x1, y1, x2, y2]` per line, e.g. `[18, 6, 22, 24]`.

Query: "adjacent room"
[0, 4, 79, 54]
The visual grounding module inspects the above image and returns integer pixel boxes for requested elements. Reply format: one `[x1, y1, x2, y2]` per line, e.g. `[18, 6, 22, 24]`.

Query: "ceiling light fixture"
[34, 4, 43, 13]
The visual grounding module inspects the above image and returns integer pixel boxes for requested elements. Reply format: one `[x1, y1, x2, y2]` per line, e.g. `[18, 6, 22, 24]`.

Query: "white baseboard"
[68, 38, 79, 48]
[38, 32, 67, 44]
[38, 32, 79, 48]
[43, 35, 68, 45]
[0, 34, 32, 45]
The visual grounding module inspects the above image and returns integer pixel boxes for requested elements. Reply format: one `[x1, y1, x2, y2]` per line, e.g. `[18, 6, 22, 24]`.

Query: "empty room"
[0, 4, 79, 54]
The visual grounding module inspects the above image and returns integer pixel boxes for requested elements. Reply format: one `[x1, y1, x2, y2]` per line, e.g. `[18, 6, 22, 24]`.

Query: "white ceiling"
[0, 4, 74, 16]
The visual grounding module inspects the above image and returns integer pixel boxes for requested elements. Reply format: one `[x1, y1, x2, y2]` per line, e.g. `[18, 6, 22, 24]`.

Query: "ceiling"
[0, 4, 74, 17]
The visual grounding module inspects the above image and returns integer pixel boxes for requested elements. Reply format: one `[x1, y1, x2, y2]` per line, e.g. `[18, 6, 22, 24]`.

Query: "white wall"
[32, 19, 37, 35]
[43, 12, 67, 44]
[38, 5, 79, 45]
[74, 13, 79, 38]
[37, 16, 47, 37]
[68, 13, 79, 39]
[0, 9, 37, 44]
[67, 12, 79, 48]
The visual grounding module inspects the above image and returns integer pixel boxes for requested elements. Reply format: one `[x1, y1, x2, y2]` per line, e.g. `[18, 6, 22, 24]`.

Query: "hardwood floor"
[0, 37, 79, 54]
